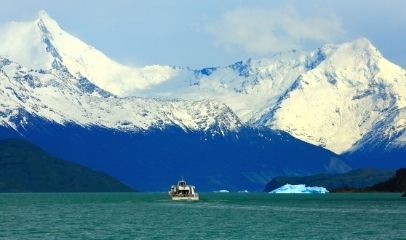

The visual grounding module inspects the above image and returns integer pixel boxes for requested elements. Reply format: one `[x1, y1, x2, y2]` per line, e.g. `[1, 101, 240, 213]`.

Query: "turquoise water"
[0, 193, 405, 239]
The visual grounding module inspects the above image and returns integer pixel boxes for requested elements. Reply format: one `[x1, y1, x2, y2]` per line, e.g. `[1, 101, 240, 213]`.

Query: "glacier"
[269, 184, 329, 194]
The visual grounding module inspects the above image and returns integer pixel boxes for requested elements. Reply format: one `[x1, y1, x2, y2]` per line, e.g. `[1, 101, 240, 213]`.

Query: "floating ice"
[269, 184, 329, 194]
[238, 190, 249, 193]
[214, 190, 230, 193]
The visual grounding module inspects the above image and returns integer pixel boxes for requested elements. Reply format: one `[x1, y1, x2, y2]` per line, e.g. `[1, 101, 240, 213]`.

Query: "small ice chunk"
[214, 189, 230, 193]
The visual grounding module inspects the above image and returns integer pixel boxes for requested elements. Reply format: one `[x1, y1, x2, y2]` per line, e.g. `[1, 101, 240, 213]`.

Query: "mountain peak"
[344, 37, 382, 58]
[35, 10, 61, 34]
[37, 10, 51, 20]
[309, 37, 383, 75]
[351, 37, 373, 46]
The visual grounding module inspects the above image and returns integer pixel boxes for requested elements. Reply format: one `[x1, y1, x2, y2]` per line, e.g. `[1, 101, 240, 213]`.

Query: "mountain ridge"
[0, 138, 134, 192]
[0, 56, 242, 134]
[0, 11, 404, 171]
[0, 120, 350, 191]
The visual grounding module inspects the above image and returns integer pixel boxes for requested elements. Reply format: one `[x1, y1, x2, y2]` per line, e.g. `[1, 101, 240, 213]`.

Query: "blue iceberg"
[269, 184, 329, 194]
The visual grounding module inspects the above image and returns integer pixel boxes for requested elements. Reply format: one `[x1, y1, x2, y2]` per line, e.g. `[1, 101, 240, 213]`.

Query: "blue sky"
[1, 0, 405, 68]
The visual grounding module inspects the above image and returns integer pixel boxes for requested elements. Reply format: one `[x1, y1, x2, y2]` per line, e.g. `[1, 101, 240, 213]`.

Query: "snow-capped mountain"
[0, 57, 240, 133]
[137, 39, 405, 155]
[0, 12, 242, 134]
[0, 10, 180, 96]
[138, 41, 405, 156]
[0, 11, 404, 165]
[0, 11, 356, 191]
[136, 52, 312, 122]
[258, 39, 406, 154]
[2, 10, 404, 190]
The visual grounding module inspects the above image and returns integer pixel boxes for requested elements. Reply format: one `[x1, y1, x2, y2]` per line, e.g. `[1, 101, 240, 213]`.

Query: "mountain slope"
[0, 11, 354, 191]
[135, 52, 312, 122]
[0, 138, 133, 192]
[0, 11, 311, 122]
[0, 11, 241, 134]
[341, 106, 406, 168]
[0, 11, 404, 172]
[0, 122, 350, 191]
[1, 12, 405, 155]
[0, 11, 178, 95]
[368, 168, 406, 192]
[259, 39, 406, 154]
[0, 57, 241, 133]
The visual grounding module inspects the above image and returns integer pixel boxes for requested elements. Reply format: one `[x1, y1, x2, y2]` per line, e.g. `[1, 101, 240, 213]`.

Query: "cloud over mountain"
[205, 6, 345, 54]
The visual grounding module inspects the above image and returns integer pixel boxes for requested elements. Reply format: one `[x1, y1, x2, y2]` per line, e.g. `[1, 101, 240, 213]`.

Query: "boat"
[168, 178, 199, 201]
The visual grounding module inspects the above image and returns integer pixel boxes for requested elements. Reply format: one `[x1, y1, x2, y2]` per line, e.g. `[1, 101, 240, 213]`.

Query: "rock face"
[369, 168, 406, 192]
[0, 139, 134, 192]
[264, 168, 394, 192]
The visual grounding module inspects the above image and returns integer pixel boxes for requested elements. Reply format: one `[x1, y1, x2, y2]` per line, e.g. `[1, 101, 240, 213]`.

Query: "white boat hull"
[169, 193, 199, 201]
[171, 196, 199, 201]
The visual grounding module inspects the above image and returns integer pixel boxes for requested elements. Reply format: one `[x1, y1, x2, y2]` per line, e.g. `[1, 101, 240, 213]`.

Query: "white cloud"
[206, 6, 345, 54]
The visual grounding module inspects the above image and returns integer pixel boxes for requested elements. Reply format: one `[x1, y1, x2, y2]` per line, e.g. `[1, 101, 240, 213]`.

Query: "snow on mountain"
[0, 11, 179, 96]
[0, 11, 243, 134]
[136, 52, 312, 122]
[259, 38, 406, 153]
[136, 38, 405, 154]
[349, 107, 406, 151]
[0, 57, 241, 133]
[0, 11, 322, 122]
[0, 11, 404, 155]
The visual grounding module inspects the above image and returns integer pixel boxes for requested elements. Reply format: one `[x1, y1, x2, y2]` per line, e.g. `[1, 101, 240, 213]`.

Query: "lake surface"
[0, 193, 405, 239]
